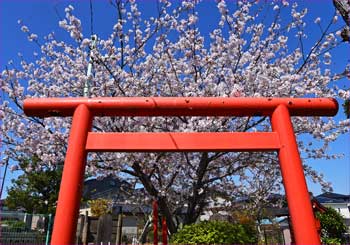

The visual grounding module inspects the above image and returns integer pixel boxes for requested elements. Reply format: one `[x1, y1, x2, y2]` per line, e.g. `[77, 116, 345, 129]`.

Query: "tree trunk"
[158, 196, 177, 234]
[131, 152, 212, 234]
[131, 162, 177, 234]
[184, 153, 209, 225]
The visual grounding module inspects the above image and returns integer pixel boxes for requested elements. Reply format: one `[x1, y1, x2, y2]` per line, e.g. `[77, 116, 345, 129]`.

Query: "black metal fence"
[0, 212, 52, 245]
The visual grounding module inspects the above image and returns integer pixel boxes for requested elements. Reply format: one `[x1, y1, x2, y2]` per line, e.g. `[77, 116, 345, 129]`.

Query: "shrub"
[2, 220, 27, 230]
[170, 220, 257, 244]
[316, 207, 347, 244]
[88, 198, 112, 217]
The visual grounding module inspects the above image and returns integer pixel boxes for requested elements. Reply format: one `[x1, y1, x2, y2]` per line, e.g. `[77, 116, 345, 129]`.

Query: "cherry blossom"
[1, 0, 349, 233]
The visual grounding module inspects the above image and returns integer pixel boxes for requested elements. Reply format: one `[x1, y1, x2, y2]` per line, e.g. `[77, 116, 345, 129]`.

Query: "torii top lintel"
[23, 97, 338, 117]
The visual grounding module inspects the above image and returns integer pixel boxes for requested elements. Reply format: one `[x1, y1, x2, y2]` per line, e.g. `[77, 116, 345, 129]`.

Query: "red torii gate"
[23, 97, 338, 245]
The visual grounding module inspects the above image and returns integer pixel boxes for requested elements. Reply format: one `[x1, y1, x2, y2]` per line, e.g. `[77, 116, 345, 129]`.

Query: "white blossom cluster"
[1, 0, 349, 219]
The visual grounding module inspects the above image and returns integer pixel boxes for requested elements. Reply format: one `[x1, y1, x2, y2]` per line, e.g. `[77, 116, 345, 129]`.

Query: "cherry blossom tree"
[1, 0, 349, 234]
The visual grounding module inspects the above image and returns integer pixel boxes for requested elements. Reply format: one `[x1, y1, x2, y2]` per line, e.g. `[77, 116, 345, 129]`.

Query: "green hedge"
[316, 207, 347, 244]
[2, 220, 27, 230]
[170, 221, 257, 244]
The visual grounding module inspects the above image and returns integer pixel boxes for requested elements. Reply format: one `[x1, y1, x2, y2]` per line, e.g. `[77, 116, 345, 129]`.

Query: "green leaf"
[170, 220, 258, 244]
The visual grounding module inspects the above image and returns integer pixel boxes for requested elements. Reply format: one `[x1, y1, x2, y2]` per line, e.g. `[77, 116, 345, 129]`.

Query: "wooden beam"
[86, 132, 280, 152]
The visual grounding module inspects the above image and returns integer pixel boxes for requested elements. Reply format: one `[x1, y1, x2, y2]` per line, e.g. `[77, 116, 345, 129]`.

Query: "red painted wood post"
[153, 200, 158, 245]
[162, 216, 167, 245]
[271, 104, 320, 244]
[51, 104, 92, 245]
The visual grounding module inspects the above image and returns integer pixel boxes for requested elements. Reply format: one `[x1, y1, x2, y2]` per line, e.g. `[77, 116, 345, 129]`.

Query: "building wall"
[199, 197, 230, 221]
[282, 228, 292, 245]
[322, 203, 350, 219]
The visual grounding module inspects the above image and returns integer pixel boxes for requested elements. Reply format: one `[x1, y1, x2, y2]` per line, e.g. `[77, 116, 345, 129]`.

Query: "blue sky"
[0, 0, 349, 198]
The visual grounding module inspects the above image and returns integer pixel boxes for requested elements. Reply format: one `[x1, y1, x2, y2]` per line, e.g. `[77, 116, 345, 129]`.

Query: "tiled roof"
[315, 192, 350, 203]
[83, 175, 133, 200]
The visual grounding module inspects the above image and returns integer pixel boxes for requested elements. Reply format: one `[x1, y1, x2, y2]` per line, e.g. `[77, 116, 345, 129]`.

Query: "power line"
[90, 0, 94, 36]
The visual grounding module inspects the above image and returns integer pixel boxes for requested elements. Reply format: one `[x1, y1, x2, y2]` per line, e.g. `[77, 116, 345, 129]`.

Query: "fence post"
[76, 214, 84, 244]
[115, 206, 123, 245]
[82, 211, 89, 245]
[45, 214, 52, 245]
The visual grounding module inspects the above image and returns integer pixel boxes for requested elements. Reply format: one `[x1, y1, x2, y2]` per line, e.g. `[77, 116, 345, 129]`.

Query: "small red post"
[162, 216, 168, 245]
[153, 200, 158, 245]
[271, 104, 320, 244]
[51, 104, 92, 245]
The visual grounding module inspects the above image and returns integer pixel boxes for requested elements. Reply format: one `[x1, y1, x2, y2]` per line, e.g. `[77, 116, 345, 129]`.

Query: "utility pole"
[84, 35, 97, 97]
[0, 158, 9, 200]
